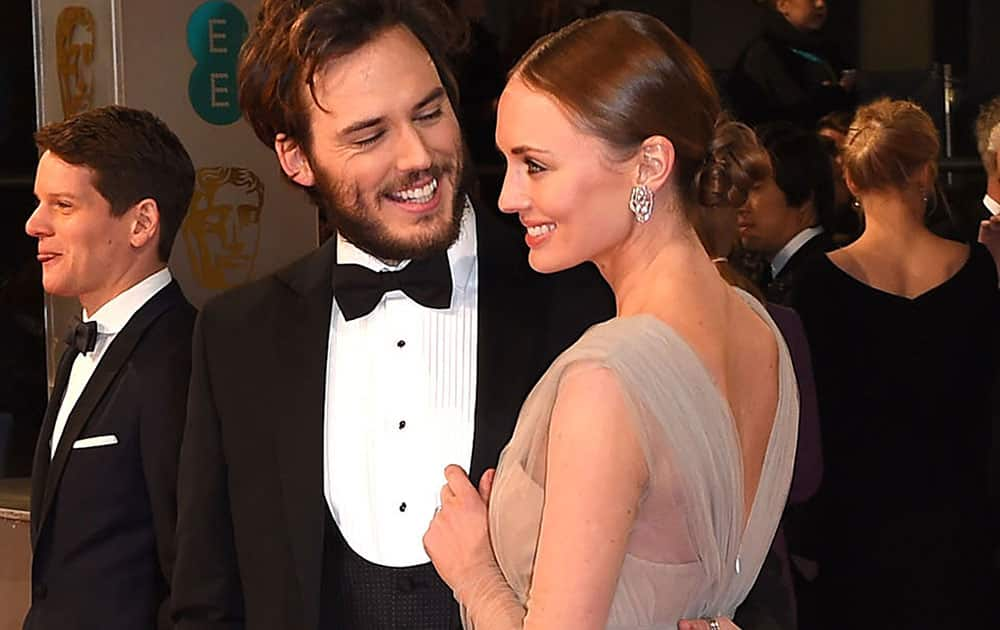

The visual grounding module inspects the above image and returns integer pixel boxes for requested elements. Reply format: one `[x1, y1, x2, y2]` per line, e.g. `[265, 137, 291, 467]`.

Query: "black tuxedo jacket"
[765, 231, 834, 306]
[171, 208, 614, 630]
[25, 281, 195, 630]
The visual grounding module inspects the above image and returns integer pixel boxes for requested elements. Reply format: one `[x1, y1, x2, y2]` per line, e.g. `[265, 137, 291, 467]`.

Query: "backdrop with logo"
[33, 0, 318, 387]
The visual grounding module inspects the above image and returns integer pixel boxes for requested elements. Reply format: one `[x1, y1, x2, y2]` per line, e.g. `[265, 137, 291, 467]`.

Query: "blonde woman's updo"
[842, 99, 940, 194]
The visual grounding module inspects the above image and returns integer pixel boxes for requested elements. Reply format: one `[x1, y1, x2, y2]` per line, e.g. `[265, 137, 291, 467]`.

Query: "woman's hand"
[678, 617, 741, 630]
[423, 466, 497, 595]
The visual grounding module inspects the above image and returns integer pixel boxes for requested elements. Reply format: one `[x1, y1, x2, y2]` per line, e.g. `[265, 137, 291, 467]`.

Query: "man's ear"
[275, 133, 316, 187]
[129, 198, 160, 250]
[635, 135, 676, 195]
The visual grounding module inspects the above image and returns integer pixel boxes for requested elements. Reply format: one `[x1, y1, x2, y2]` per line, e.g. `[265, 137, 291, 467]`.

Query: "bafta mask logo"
[56, 6, 96, 119]
[183, 167, 264, 290]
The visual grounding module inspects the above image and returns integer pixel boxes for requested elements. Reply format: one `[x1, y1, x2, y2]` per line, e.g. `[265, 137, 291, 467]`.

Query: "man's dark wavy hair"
[238, 0, 467, 156]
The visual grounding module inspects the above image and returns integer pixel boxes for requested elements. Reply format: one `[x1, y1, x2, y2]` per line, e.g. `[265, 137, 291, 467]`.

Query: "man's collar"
[335, 196, 477, 291]
[771, 226, 824, 277]
[984, 193, 1000, 217]
[84, 267, 172, 335]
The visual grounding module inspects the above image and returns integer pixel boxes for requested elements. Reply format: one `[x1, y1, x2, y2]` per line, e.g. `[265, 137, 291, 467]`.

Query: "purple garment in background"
[767, 303, 822, 504]
[762, 303, 824, 628]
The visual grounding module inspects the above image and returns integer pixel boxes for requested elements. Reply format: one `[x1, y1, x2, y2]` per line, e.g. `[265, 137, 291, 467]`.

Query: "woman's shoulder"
[964, 241, 994, 270]
[919, 237, 992, 290]
[556, 315, 711, 395]
[936, 235, 972, 259]
[957, 242, 998, 290]
[564, 315, 671, 363]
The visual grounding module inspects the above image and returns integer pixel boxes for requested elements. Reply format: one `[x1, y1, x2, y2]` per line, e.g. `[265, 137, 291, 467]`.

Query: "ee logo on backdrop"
[187, 1, 247, 125]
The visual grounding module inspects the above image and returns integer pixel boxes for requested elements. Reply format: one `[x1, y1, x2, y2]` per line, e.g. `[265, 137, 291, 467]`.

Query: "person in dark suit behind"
[726, 0, 855, 129]
[816, 111, 862, 246]
[736, 122, 835, 305]
[24, 106, 196, 630]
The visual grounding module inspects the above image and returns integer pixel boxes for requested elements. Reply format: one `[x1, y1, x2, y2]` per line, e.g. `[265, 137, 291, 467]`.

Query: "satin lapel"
[29, 346, 75, 545]
[469, 209, 550, 483]
[35, 282, 184, 544]
[271, 239, 336, 630]
[468, 208, 615, 483]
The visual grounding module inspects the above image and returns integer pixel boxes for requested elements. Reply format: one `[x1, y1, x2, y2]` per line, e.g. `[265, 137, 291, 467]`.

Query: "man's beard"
[310, 158, 466, 262]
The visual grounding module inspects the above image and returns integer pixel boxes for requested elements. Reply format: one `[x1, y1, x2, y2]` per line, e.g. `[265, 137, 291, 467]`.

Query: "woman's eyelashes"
[525, 158, 547, 174]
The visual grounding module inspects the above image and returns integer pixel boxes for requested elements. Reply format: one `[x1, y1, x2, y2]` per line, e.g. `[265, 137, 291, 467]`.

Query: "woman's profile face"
[777, 0, 828, 32]
[495, 77, 636, 274]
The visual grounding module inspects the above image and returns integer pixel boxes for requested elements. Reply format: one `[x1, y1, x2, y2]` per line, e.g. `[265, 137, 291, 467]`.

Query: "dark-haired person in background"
[727, 0, 855, 129]
[817, 110, 861, 244]
[736, 122, 835, 305]
[23, 105, 196, 630]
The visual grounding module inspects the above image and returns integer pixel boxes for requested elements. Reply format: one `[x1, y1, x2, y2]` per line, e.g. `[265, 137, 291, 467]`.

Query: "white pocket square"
[72, 435, 119, 449]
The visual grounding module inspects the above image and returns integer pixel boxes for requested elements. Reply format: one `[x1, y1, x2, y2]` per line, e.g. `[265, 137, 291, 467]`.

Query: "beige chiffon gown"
[466, 291, 799, 629]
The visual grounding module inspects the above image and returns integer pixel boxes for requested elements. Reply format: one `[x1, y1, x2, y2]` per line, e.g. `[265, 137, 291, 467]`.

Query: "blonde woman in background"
[790, 99, 1000, 629]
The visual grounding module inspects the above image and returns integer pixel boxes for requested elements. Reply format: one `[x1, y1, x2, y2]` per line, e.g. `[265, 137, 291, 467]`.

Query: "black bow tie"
[65, 317, 98, 355]
[333, 253, 453, 321]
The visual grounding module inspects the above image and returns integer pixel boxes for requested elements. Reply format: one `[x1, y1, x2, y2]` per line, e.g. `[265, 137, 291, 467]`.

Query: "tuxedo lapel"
[775, 231, 832, 282]
[34, 282, 185, 547]
[271, 239, 336, 630]
[30, 345, 76, 543]
[468, 208, 615, 483]
[468, 209, 550, 483]
[767, 231, 834, 304]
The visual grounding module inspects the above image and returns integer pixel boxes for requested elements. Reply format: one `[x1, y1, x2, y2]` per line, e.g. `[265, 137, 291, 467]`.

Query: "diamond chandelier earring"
[629, 184, 654, 224]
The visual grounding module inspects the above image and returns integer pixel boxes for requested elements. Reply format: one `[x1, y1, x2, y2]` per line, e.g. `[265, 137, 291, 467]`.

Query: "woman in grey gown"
[424, 12, 799, 629]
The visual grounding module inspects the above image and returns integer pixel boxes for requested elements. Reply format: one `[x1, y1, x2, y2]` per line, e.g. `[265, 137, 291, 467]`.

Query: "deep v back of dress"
[475, 290, 799, 629]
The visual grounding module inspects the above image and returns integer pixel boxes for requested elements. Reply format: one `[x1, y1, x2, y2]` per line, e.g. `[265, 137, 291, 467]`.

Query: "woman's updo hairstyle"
[842, 98, 940, 195]
[510, 11, 769, 216]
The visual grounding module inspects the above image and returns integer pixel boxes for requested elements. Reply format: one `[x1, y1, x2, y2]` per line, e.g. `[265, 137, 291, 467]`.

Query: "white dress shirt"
[50, 268, 173, 458]
[771, 226, 825, 278]
[984, 194, 1000, 217]
[325, 203, 478, 567]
